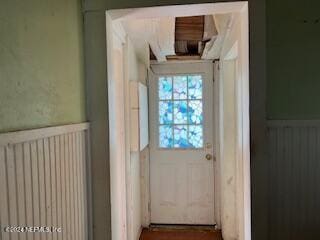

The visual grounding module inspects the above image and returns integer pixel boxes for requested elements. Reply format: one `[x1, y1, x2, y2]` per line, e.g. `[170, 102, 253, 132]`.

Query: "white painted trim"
[0, 123, 90, 146]
[113, 20, 127, 44]
[108, 2, 247, 21]
[223, 41, 238, 61]
[136, 227, 143, 240]
[213, 61, 221, 229]
[150, 59, 213, 65]
[106, 2, 250, 240]
[218, 7, 250, 240]
[107, 13, 128, 240]
[151, 61, 212, 75]
[239, 8, 250, 240]
[85, 127, 93, 240]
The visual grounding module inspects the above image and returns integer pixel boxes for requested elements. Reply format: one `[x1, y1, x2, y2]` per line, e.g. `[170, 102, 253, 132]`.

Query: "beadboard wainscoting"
[267, 120, 320, 240]
[0, 123, 90, 240]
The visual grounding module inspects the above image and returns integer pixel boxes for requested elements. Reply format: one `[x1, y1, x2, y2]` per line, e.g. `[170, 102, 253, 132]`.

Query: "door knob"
[205, 153, 213, 160]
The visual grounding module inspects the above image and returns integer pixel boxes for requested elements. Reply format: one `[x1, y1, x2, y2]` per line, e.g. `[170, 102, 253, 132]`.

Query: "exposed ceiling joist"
[175, 16, 204, 41]
[123, 14, 231, 62]
[174, 16, 204, 56]
[166, 55, 201, 61]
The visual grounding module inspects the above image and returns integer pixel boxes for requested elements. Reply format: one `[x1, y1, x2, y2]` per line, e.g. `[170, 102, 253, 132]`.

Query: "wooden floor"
[139, 226, 223, 240]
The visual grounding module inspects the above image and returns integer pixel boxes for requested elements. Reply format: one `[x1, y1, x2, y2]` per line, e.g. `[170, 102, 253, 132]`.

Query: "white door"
[149, 62, 215, 225]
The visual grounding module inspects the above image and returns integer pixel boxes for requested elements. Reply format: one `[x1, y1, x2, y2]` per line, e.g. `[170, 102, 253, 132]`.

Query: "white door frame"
[106, 2, 250, 240]
[106, 16, 128, 240]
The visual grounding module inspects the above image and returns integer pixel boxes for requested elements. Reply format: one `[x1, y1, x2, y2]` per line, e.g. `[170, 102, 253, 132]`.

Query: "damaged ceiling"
[122, 13, 233, 62]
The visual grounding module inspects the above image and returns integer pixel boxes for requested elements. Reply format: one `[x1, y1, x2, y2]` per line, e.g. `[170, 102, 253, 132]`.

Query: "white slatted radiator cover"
[0, 123, 90, 240]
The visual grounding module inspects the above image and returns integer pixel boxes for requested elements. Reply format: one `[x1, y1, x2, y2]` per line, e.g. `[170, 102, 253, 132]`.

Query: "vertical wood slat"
[0, 146, 10, 240]
[65, 134, 70, 240]
[7, 145, 18, 240]
[77, 132, 83, 240]
[60, 134, 66, 240]
[15, 143, 27, 240]
[54, 136, 61, 240]
[24, 142, 34, 240]
[74, 132, 80, 240]
[44, 138, 52, 240]
[80, 131, 87, 240]
[31, 141, 40, 240]
[37, 139, 46, 240]
[71, 133, 76, 240]
[49, 137, 57, 240]
[68, 133, 73, 240]
[78, 132, 83, 240]
[0, 124, 89, 240]
[267, 121, 320, 240]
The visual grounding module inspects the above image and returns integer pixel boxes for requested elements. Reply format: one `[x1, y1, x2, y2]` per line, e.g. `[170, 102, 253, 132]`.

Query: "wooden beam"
[175, 16, 204, 41]
[149, 45, 156, 60]
[166, 55, 201, 61]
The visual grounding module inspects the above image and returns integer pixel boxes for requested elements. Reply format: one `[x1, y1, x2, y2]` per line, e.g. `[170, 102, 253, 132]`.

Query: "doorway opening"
[106, 2, 250, 240]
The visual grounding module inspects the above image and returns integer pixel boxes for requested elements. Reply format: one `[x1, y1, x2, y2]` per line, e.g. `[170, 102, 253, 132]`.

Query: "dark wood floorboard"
[139, 228, 223, 240]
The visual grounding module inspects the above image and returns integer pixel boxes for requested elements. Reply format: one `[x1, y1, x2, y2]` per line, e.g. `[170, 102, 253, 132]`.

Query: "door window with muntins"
[158, 75, 203, 149]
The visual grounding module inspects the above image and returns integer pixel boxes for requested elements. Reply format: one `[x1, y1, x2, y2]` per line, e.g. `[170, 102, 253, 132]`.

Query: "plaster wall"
[126, 38, 148, 240]
[109, 30, 148, 240]
[266, 0, 320, 119]
[0, 0, 86, 132]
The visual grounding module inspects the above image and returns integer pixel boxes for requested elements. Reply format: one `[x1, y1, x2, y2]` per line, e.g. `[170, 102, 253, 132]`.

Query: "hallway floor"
[139, 226, 223, 240]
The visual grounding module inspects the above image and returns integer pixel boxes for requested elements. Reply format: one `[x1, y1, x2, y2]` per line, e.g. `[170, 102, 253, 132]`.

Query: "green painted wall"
[267, 0, 320, 119]
[0, 0, 86, 133]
